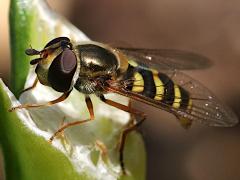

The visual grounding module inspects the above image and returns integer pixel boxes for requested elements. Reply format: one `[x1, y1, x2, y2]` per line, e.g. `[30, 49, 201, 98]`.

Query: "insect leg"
[85, 95, 94, 120]
[19, 78, 39, 96]
[49, 96, 94, 142]
[99, 94, 146, 174]
[9, 90, 72, 112]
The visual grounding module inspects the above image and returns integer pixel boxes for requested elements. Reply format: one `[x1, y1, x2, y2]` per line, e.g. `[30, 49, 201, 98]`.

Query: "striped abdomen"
[122, 61, 192, 110]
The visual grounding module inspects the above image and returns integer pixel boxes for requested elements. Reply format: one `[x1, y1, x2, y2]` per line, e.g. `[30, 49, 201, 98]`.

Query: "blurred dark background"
[1, 0, 240, 179]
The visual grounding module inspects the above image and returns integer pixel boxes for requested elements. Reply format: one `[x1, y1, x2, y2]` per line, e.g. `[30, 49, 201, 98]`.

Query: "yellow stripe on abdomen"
[173, 85, 182, 108]
[132, 72, 144, 92]
[153, 73, 164, 100]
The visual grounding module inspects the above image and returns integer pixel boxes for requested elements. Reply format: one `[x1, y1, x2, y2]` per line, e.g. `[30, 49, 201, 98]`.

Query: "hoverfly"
[9, 37, 238, 174]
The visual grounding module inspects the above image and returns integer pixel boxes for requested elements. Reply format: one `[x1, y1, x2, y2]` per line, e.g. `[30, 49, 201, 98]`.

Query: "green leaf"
[0, 80, 90, 180]
[9, 0, 32, 97]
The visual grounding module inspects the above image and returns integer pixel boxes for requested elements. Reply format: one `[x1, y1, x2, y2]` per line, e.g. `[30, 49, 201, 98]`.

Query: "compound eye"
[44, 37, 70, 48]
[48, 49, 77, 92]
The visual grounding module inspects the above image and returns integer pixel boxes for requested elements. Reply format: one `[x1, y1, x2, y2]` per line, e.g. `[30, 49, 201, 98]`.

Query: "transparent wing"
[117, 48, 212, 70]
[107, 70, 238, 127]
[167, 70, 238, 126]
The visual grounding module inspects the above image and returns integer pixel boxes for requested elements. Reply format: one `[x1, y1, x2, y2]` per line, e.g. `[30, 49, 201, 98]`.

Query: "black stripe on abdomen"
[138, 69, 156, 98]
[158, 72, 175, 105]
[179, 86, 190, 109]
